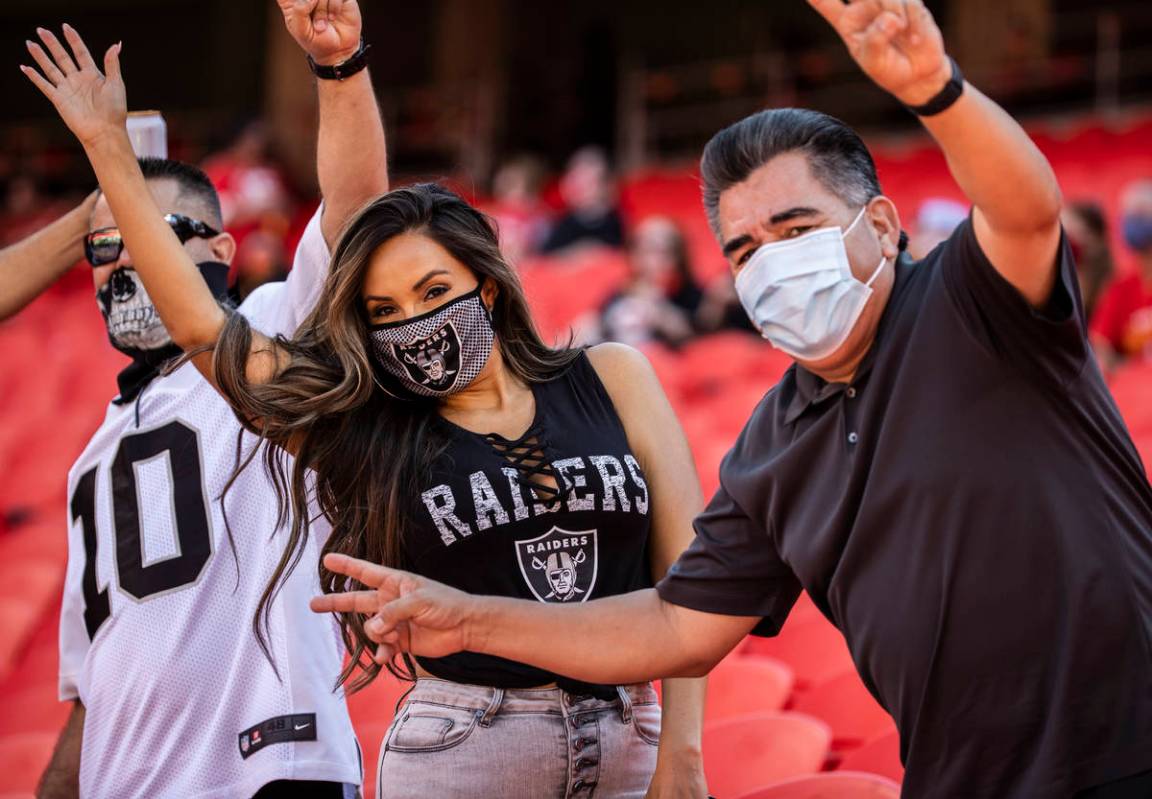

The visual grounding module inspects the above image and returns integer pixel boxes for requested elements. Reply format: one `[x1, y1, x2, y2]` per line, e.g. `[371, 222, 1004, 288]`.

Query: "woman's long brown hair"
[212, 183, 579, 690]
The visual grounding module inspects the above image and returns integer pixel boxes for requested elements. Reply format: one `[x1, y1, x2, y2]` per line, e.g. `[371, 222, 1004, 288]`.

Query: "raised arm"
[276, 0, 388, 248]
[0, 191, 97, 321]
[810, 0, 1063, 307]
[22, 28, 253, 376]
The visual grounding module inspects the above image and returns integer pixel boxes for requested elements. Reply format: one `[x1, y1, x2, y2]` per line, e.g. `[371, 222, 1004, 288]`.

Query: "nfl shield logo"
[515, 526, 598, 603]
[392, 322, 462, 392]
[240, 735, 249, 753]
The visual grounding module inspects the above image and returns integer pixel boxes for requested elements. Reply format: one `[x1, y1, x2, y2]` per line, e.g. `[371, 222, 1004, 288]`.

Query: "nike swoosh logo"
[294, 723, 311, 730]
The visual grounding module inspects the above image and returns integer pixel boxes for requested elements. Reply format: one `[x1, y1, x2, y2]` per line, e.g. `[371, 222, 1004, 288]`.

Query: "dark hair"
[212, 183, 580, 690]
[700, 108, 883, 237]
[108, 157, 224, 227]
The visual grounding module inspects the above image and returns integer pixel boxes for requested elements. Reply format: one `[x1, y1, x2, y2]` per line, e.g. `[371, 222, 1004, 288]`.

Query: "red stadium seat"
[792, 672, 895, 751]
[0, 732, 57, 794]
[0, 558, 62, 609]
[838, 731, 905, 782]
[702, 712, 832, 799]
[705, 654, 795, 723]
[734, 771, 901, 799]
[1110, 362, 1152, 437]
[741, 617, 856, 690]
[0, 682, 70, 736]
[356, 720, 393, 799]
[0, 600, 43, 680]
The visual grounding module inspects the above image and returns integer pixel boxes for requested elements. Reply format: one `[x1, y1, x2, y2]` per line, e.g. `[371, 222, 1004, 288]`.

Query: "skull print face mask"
[96, 261, 231, 359]
[369, 286, 495, 399]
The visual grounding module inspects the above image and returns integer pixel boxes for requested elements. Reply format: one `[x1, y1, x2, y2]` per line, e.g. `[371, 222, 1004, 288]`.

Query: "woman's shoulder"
[582, 343, 663, 412]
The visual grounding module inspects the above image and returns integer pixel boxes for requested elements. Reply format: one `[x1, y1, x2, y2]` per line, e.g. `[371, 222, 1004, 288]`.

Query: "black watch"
[308, 40, 371, 81]
[905, 57, 965, 117]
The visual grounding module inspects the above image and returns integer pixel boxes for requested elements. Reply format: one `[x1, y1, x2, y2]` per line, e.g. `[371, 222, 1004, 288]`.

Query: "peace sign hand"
[21, 25, 126, 149]
[276, 0, 363, 66]
[310, 553, 477, 663]
[808, 0, 953, 107]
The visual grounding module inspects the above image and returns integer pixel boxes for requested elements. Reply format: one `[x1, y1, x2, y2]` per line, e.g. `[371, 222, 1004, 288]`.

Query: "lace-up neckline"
[438, 382, 565, 501]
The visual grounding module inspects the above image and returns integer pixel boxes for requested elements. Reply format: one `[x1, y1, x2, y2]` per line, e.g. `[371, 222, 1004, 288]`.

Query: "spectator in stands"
[1062, 200, 1114, 321]
[592, 216, 701, 347]
[0, 191, 96, 320]
[233, 227, 290, 299]
[540, 145, 625, 254]
[486, 154, 551, 264]
[22, 4, 387, 796]
[1090, 179, 1152, 366]
[203, 119, 295, 230]
[318, 2, 1152, 798]
[908, 196, 967, 258]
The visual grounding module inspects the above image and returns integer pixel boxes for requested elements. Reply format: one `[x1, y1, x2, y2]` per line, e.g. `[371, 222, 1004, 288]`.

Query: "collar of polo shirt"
[783, 252, 913, 425]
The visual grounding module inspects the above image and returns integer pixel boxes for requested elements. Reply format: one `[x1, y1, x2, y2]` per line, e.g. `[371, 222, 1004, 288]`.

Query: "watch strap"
[905, 57, 965, 117]
[308, 40, 371, 81]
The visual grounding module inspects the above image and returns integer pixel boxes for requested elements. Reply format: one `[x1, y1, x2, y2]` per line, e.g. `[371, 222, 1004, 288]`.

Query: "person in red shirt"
[1091, 179, 1152, 367]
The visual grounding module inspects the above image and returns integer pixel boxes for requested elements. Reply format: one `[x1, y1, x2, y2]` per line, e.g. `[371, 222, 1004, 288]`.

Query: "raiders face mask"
[369, 286, 495, 399]
[96, 262, 231, 359]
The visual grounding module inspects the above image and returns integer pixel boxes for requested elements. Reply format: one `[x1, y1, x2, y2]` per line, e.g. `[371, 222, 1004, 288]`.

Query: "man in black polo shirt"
[312, 1, 1152, 796]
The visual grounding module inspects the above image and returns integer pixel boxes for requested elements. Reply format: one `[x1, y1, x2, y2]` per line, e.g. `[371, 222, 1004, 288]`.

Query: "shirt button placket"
[844, 386, 860, 447]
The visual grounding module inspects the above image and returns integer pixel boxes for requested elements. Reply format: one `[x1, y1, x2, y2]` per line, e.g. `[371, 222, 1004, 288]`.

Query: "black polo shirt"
[658, 219, 1152, 798]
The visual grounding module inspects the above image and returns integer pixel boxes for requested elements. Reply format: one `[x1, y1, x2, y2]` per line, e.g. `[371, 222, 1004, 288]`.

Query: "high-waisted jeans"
[375, 679, 661, 798]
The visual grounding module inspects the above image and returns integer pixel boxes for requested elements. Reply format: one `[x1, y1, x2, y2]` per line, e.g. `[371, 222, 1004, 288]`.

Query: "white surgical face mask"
[733, 207, 887, 361]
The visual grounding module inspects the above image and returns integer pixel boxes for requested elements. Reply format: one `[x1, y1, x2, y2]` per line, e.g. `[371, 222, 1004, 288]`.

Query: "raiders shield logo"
[391, 322, 462, 392]
[515, 527, 598, 603]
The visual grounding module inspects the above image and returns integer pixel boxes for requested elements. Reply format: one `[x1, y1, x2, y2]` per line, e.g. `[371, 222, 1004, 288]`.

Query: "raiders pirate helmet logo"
[391, 322, 462, 392]
[515, 526, 599, 603]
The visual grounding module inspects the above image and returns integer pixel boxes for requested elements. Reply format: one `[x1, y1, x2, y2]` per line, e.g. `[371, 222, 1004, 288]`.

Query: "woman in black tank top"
[199, 184, 708, 797]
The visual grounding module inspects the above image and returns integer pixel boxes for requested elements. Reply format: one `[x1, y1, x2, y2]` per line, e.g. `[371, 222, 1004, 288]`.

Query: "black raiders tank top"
[403, 351, 653, 698]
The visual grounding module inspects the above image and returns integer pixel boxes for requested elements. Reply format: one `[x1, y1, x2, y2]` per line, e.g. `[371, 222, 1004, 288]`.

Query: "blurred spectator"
[695, 272, 758, 336]
[1091, 179, 1152, 366]
[232, 228, 290, 300]
[487, 154, 551, 263]
[908, 197, 968, 259]
[592, 216, 699, 347]
[1061, 200, 1114, 320]
[202, 119, 295, 239]
[540, 146, 624, 254]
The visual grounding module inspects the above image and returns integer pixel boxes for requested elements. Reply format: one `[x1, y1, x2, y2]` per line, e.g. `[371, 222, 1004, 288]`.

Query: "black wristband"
[905, 57, 965, 117]
[308, 40, 371, 81]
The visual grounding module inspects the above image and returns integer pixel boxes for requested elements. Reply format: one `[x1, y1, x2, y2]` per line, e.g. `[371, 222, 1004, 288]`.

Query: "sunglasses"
[85, 214, 221, 267]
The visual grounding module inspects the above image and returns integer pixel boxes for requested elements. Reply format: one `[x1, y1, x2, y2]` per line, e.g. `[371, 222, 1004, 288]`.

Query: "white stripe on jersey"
[59, 209, 363, 798]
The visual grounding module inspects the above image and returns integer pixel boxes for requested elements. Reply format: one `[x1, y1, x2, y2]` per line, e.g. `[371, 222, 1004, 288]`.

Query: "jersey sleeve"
[58, 509, 90, 701]
[656, 468, 801, 638]
[938, 215, 1089, 384]
[236, 205, 331, 337]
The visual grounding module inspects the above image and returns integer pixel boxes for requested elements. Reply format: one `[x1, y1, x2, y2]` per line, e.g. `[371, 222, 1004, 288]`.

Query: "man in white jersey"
[31, 2, 388, 797]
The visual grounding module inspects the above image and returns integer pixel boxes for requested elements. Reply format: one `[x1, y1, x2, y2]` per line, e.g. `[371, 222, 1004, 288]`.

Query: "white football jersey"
[58, 210, 362, 799]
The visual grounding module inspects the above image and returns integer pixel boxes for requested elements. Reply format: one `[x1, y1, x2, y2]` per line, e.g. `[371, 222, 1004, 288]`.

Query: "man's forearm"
[37, 700, 84, 799]
[316, 68, 388, 244]
[470, 589, 710, 684]
[918, 84, 1061, 233]
[0, 193, 95, 321]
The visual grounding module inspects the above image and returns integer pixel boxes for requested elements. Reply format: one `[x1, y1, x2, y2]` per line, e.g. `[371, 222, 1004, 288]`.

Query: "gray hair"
[700, 108, 882, 238]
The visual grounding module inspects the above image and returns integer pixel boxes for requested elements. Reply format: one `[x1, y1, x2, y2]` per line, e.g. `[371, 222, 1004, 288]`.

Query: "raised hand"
[276, 0, 362, 66]
[808, 0, 952, 107]
[21, 25, 126, 149]
[310, 553, 475, 662]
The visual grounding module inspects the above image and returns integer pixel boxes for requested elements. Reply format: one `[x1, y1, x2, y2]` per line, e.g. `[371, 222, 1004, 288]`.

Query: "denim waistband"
[401, 679, 658, 726]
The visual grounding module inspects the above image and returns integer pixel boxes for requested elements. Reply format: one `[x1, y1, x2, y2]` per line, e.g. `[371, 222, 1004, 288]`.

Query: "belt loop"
[478, 687, 504, 727]
[616, 685, 633, 724]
